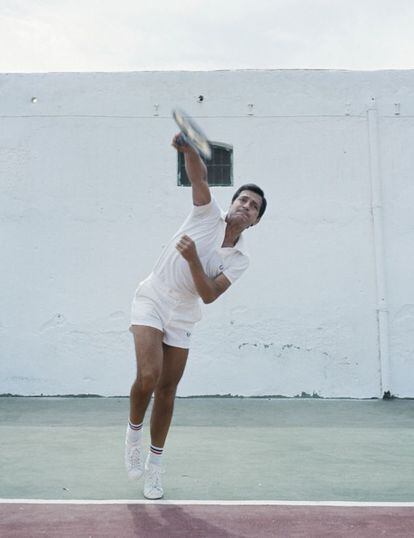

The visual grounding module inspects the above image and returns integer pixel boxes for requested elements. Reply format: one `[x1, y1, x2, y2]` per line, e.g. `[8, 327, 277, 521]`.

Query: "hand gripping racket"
[172, 108, 212, 160]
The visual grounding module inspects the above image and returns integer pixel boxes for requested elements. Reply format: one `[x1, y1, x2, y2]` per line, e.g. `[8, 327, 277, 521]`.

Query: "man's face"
[227, 190, 262, 229]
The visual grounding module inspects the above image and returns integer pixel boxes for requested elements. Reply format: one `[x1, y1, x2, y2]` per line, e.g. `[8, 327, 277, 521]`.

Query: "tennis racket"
[172, 108, 212, 160]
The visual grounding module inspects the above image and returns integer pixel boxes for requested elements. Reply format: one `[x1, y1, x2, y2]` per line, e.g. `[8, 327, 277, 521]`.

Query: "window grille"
[178, 142, 233, 187]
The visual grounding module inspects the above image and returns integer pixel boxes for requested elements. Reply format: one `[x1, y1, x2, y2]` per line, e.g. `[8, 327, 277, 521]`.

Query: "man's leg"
[150, 344, 189, 448]
[129, 325, 164, 425]
[126, 325, 164, 480]
[143, 343, 188, 499]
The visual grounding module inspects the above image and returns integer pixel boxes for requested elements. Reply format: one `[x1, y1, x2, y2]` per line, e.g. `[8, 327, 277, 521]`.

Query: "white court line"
[1, 499, 414, 507]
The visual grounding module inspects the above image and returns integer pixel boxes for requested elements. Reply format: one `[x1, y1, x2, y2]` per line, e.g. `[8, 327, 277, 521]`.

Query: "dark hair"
[231, 183, 267, 219]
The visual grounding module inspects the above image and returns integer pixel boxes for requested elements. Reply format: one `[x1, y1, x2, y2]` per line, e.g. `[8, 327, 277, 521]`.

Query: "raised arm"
[172, 134, 211, 206]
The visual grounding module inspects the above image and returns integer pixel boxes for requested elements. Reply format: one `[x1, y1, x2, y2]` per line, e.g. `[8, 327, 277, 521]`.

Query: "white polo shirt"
[151, 197, 250, 299]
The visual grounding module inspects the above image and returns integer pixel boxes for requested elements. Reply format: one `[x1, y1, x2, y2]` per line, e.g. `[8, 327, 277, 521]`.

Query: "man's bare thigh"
[130, 325, 164, 377]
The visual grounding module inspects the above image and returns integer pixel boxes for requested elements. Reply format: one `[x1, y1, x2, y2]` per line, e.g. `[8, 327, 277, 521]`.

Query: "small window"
[178, 142, 233, 187]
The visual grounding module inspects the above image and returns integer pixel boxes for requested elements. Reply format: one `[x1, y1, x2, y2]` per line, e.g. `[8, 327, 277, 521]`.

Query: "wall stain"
[281, 344, 301, 351]
[238, 342, 274, 350]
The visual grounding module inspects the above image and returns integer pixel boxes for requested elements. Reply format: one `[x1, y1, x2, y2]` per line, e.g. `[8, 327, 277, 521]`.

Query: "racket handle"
[176, 132, 189, 147]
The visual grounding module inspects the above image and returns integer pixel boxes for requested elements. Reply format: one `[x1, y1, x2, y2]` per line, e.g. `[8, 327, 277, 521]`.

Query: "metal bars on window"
[178, 142, 233, 187]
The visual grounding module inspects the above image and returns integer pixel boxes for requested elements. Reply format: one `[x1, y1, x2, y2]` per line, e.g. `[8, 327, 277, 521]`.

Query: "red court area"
[1, 503, 413, 538]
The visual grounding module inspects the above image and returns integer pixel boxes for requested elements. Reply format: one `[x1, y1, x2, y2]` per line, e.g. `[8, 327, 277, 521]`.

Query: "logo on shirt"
[186, 331, 191, 337]
[219, 264, 224, 271]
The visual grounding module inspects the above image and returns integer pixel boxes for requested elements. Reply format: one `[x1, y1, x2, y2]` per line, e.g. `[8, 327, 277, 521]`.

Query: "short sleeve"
[190, 197, 221, 219]
[222, 253, 250, 284]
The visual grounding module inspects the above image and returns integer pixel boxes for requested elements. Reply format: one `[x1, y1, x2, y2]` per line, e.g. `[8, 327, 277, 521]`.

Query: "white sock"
[127, 420, 143, 444]
[148, 444, 164, 466]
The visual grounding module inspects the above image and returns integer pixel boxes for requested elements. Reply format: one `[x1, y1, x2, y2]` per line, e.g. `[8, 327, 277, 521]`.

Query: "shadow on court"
[0, 397, 413, 536]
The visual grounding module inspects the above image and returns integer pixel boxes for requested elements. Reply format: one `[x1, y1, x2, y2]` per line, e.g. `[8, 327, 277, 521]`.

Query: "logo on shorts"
[186, 331, 191, 337]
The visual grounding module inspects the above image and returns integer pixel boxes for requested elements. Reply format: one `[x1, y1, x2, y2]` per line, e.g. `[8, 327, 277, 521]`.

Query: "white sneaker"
[125, 441, 144, 480]
[143, 455, 164, 499]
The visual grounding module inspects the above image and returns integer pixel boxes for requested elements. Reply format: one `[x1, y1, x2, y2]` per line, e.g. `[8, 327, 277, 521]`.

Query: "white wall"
[1, 70, 413, 397]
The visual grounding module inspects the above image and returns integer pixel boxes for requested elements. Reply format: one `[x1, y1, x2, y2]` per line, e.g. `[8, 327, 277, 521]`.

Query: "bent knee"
[156, 383, 178, 400]
[137, 370, 162, 393]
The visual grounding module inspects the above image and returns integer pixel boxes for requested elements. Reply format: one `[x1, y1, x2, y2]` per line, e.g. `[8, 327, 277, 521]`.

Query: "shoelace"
[127, 445, 142, 469]
[147, 464, 165, 488]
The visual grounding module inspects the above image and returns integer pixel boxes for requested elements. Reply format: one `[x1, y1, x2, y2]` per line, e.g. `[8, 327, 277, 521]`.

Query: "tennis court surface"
[1, 397, 413, 536]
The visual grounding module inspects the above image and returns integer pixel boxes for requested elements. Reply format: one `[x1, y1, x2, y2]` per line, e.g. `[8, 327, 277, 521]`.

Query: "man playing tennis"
[125, 134, 267, 499]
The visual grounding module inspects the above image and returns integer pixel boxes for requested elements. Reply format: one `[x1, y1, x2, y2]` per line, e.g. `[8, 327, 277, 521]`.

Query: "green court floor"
[0, 397, 413, 502]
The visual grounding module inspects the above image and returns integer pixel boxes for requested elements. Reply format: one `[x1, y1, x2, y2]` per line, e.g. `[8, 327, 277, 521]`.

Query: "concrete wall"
[1, 70, 413, 398]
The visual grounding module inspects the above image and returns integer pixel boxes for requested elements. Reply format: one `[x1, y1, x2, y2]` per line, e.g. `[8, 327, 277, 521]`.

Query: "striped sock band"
[127, 420, 143, 443]
[149, 444, 164, 465]
[129, 420, 143, 431]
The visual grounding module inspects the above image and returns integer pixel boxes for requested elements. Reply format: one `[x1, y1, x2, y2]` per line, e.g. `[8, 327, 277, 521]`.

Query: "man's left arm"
[176, 235, 231, 304]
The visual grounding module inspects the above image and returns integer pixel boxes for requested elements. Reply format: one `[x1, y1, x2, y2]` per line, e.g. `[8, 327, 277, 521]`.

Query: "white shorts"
[130, 273, 202, 349]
